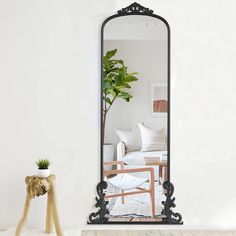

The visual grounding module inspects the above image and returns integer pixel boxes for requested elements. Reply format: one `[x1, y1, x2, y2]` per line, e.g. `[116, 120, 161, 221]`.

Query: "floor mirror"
[88, 2, 183, 224]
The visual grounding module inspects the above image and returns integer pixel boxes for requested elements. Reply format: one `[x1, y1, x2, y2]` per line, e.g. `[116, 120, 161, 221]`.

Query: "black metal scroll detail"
[161, 181, 183, 224]
[117, 2, 154, 15]
[88, 181, 109, 224]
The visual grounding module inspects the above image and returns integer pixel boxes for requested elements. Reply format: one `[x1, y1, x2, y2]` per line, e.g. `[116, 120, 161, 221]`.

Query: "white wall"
[0, 0, 236, 232]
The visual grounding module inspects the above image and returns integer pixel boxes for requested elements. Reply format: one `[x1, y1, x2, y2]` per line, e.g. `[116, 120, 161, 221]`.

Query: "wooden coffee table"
[144, 157, 168, 183]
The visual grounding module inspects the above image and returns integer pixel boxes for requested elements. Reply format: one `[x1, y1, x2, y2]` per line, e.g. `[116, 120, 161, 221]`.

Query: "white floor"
[81, 231, 236, 236]
[0, 228, 81, 236]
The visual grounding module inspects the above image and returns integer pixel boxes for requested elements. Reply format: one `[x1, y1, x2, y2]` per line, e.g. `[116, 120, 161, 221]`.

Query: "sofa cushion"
[138, 124, 166, 152]
[123, 150, 167, 165]
[116, 128, 141, 152]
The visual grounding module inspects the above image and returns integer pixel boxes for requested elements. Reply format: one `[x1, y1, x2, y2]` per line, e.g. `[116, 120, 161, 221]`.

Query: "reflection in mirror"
[102, 15, 169, 222]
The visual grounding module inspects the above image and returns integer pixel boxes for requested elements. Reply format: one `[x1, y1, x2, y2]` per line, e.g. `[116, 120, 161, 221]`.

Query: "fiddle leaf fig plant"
[102, 49, 139, 144]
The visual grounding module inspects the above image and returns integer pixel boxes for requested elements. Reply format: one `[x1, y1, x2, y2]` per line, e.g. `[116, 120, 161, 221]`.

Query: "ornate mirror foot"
[161, 181, 183, 224]
[88, 181, 109, 224]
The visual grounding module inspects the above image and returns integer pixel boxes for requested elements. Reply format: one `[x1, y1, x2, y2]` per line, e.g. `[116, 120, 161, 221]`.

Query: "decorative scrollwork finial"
[161, 181, 183, 224]
[88, 181, 109, 224]
[117, 2, 154, 15]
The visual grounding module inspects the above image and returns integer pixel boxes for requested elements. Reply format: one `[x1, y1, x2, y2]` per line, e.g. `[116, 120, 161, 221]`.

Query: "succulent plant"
[36, 159, 51, 169]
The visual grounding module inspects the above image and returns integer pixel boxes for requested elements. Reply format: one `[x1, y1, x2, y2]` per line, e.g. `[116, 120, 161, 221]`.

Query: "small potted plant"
[36, 159, 51, 178]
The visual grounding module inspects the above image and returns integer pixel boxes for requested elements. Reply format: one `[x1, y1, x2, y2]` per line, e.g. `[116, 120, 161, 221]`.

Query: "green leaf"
[114, 74, 123, 86]
[113, 88, 120, 96]
[103, 88, 111, 95]
[125, 75, 139, 82]
[118, 92, 133, 102]
[103, 79, 112, 88]
[122, 83, 131, 89]
[114, 60, 124, 65]
[104, 97, 112, 105]
[105, 49, 117, 60]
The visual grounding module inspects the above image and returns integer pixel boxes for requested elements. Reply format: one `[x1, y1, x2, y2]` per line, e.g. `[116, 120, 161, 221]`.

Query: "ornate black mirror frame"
[88, 2, 183, 225]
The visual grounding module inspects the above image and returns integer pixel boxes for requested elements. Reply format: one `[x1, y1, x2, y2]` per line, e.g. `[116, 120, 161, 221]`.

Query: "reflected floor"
[107, 182, 166, 221]
[108, 217, 163, 222]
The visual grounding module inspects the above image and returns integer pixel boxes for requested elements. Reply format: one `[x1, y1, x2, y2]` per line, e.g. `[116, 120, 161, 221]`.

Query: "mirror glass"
[102, 15, 169, 222]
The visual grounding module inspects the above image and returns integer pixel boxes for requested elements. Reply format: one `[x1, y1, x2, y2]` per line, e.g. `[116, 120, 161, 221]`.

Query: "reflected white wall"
[104, 40, 167, 148]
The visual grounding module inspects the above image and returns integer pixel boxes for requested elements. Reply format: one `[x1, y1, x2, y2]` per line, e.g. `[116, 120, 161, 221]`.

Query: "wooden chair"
[103, 161, 155, 217]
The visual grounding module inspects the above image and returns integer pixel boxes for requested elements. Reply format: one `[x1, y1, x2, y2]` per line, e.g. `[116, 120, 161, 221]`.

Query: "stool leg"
[48, 182, 63, 236]
[45, 193, 53, 233]
[15, 194, 31, 236]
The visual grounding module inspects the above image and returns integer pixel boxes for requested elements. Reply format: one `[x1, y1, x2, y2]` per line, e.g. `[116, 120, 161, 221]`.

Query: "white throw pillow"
[138, 124, 166, 152]
[115, 128, 141, 152]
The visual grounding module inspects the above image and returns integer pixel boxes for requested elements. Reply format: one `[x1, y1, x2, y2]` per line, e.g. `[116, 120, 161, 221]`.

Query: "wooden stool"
[15, 174, 63, 236]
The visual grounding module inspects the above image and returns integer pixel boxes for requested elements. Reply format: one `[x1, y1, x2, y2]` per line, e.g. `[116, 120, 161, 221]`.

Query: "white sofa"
[117, 141, 167, 181]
